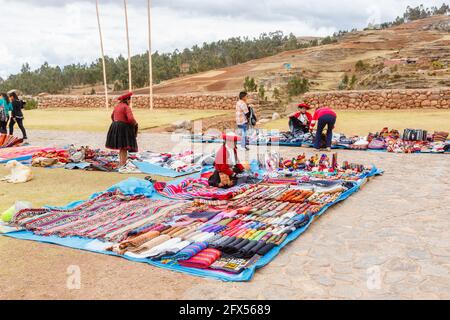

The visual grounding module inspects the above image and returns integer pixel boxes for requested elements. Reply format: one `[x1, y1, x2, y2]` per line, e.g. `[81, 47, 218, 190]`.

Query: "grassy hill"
[137, 15, 450, 96]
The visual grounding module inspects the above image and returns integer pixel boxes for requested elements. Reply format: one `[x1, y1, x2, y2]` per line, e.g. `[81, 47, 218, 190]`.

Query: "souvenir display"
[8, 151, 382, 281]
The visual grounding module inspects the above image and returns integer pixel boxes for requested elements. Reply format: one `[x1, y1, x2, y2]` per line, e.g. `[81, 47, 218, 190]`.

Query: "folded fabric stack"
[32, 149, 69, 167]
[64, 145, 124, 172]
[0, 134, 23, 148]
[137, 150, 213, 173]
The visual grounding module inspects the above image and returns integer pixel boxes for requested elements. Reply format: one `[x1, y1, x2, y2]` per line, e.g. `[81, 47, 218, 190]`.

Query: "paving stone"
[419, 262, 449, 277]
[329, 285, 363, 299]
[383, 271, 407, 284]
[386, 258, 420, 272]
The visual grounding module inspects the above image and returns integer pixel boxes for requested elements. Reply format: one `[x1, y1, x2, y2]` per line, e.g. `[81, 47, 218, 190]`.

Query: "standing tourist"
[106, 92, 138, 167]
[0, 93, 12, 134]
[8, 92, 27, 140]
[236, 91, 250, 151]
[309, 106, 337, 151]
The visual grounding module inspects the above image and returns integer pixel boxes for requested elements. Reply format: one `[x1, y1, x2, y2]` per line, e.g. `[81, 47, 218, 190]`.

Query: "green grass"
[24, 108, 228, 132]
[263, 109, 450, 136]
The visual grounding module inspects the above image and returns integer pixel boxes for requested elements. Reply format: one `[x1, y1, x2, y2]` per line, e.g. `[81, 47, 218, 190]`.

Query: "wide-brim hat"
[118, 92, 133, 101]
[222, 132, 242, 142]
[297, 103, 311, 109]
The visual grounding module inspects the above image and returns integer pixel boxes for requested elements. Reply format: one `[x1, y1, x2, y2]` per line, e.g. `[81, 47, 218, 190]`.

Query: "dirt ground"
[1, 130, 449, 300]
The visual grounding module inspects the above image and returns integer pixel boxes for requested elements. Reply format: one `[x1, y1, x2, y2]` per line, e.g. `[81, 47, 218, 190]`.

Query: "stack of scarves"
[169, 242, 208, 261]
[32, 149, 70, 164]
[178, 248, 222, 269]
[0, 134, 22, 148]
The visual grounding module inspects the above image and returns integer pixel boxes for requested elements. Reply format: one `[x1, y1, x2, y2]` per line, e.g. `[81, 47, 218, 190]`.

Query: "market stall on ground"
[1, 152, 382, 282]
[187, 127, 450, 154]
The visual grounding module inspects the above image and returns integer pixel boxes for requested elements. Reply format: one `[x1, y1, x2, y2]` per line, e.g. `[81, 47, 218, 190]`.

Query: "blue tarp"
[2, 168, 382, 282]
[132, 161, 200, 178]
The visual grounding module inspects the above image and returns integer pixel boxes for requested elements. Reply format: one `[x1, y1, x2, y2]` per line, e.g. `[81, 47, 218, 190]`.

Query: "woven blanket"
[12, 191, 186, 242]
[157, 178, 253, 200]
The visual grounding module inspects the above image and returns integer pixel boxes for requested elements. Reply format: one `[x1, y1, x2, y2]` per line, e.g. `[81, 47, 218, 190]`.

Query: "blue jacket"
[0, 98, 12, 114]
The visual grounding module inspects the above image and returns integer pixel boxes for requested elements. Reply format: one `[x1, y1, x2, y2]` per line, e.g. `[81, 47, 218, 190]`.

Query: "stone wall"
[302, 88, 450, 109]
[36, 94, 255, 110]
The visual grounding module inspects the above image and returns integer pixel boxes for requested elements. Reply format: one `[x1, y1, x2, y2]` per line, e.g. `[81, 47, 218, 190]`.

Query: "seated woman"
[208, 132, 245, 188]
[289, 103, 312, 135]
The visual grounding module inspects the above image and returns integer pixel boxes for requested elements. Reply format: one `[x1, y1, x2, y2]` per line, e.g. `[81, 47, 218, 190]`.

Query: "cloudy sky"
[0, 0, 446, 78]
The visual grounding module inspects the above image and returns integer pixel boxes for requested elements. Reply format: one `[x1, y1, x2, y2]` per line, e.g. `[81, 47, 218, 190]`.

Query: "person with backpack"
[0, 93, 12, 134]
[8, 92, 27, 140]
[236, 92, 251, 151]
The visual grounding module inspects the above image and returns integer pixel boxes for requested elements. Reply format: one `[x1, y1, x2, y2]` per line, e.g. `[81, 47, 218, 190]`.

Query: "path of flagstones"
[1, 130, 449, 299]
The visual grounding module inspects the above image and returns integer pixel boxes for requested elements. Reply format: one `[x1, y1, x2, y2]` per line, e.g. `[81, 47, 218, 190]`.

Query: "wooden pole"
[124, 0, 132, 106]
[147, 0, 153, 110]
[95, 0, 108, 109]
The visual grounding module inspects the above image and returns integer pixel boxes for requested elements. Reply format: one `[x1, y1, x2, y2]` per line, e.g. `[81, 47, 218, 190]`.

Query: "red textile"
[111, 102, 137, 126]
[293, 111, 312, 123]
[214, 145, 244, 176]
[179, 248, 222, 269]
[310, 107, 336, 129]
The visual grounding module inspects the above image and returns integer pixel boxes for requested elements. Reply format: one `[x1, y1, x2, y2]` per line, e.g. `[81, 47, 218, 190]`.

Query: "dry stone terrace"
[303, 88, 450, 109]
[35, 88, 450, 111]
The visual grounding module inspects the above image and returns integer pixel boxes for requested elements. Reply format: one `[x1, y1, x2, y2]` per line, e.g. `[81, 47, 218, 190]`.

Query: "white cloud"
[0, 0, 447, 78]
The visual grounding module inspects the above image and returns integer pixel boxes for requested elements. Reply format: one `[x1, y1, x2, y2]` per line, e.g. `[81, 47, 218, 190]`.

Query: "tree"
[258, 85, 265, 99]
[286, 76, 310, 97]
[272, 87, 281, 101]
[244, 77, 258, 92]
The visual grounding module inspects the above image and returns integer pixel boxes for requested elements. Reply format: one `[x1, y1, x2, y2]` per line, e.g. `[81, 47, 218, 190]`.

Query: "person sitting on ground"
[208, 132, 245, 188]
[8, 92, 27, 140]
[289, 103, 312, 135]
[236, 91, 250, 151]
[106, 92, 138, 167]
[309, 106, 337, 151]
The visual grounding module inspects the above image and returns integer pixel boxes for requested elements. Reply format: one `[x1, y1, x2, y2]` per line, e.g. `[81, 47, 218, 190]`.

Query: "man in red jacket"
[209, 132, 245, 187]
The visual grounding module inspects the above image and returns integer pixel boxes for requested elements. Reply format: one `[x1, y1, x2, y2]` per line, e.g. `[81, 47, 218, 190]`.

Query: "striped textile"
[12, 191, 187, 242]
[158, 178, 253, 200]
[170, 242, 208, 261]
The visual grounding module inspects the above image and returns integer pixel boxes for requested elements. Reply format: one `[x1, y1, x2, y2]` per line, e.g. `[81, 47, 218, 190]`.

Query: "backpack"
[0, 106, 6, 122]
[247, 105, 257, 126]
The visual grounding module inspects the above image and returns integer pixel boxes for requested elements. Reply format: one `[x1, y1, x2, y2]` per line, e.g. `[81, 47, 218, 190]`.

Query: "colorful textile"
[12, 191, 186, 242]
[157, 178, 253, 200]
[170, 242, 208, 261]
[0, 146, 59, 163]
[0, 134, 22, 148]
[179, 248, 222, 269]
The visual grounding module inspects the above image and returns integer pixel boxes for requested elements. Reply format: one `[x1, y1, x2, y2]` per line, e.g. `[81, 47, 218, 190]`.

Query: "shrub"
[23, 98, 38, 110]
[286, 76, 310, 97]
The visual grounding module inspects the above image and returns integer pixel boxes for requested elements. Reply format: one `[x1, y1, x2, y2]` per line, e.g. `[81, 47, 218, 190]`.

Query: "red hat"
[222, 132, 242, 142]
[297, 103, 311, 109]
[118, 92, 133, 101]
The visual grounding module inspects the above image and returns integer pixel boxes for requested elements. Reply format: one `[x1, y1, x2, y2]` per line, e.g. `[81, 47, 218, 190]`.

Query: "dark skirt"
[106, 121, 138, 152]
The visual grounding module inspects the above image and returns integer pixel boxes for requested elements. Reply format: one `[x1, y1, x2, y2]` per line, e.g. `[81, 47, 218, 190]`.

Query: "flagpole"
[95, 0, 108, 109]
[124, 0, 132, 107]
[147, 0, 153, 110]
